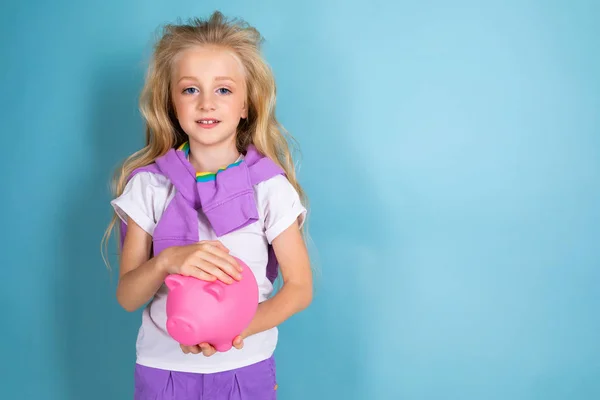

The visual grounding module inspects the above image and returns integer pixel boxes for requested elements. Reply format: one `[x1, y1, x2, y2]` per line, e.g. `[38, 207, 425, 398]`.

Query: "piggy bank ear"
[204, 283, 223, 300]
[165, 274, 186, 290]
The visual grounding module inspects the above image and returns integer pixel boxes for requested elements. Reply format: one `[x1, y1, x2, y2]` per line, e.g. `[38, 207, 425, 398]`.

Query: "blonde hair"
[102, 11, 308, 268]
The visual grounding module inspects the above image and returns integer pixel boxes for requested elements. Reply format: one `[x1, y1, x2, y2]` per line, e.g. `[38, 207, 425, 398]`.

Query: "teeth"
[199, 120, 218, 124]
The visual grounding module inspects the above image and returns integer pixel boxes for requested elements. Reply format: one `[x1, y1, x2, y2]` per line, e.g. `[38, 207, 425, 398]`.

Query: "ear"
[241, 102, 248, 119]
[165, 274, 186, 290]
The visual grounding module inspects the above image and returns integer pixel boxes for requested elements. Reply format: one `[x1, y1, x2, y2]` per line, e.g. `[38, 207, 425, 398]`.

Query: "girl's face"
[171, 45, 248, 150]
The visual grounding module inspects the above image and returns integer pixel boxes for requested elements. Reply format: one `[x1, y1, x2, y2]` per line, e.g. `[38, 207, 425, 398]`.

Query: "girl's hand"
[160, 240, 242, 284]
[179, 336, 245, 356]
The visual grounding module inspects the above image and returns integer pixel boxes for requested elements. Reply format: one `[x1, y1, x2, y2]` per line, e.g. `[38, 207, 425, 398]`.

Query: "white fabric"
[111, 159, 306, 373]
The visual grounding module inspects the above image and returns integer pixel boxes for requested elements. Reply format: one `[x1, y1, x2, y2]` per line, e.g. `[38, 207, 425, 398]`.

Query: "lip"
[196, 118, 221, 129]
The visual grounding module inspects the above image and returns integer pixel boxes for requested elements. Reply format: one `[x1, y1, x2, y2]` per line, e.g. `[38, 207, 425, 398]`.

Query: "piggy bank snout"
[166, 315, 200, 346]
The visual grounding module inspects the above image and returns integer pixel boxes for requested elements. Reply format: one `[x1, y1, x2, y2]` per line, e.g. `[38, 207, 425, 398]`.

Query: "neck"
[187, 139, 240, 173]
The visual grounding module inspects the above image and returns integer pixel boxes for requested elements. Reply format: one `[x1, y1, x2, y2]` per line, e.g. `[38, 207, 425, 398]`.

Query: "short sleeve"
[256, 175, 307, 244]
[110, 172, 172, 236]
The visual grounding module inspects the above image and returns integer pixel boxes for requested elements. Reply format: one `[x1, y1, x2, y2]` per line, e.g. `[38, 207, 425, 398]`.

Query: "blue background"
[2, 0, 599, 399]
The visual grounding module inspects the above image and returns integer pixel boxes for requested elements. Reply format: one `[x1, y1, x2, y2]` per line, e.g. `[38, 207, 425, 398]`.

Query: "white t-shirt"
[111, 156, 306, 373]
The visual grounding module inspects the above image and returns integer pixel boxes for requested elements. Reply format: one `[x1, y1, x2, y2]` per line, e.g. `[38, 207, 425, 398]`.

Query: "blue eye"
[183, 87, 198, 95]
[217, 88, 232, 95]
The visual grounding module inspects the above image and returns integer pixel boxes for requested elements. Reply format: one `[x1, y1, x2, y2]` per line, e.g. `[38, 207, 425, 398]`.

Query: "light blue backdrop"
[2, 0, 599, 399]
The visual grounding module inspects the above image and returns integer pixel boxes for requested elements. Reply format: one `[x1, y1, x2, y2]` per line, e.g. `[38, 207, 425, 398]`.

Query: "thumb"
[233, 336, 244, 349]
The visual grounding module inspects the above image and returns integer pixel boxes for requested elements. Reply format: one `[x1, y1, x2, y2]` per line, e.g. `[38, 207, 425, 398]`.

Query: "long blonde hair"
[102, 11, 308, 268]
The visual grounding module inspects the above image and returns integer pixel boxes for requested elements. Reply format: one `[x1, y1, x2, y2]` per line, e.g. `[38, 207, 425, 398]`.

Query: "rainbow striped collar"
[177, 142, 243, 182]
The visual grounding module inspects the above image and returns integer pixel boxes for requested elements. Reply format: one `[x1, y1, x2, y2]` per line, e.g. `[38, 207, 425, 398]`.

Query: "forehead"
[172, 45, 246, 81]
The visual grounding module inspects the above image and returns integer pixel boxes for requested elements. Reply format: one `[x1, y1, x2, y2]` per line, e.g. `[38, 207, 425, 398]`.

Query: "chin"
[187, 132, 236, 148]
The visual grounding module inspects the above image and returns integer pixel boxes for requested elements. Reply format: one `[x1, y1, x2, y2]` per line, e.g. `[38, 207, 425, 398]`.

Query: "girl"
[103, 11, 312, 399]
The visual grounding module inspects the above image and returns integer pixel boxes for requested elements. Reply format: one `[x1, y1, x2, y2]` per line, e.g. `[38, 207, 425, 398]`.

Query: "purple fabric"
[119, 144, 285, 282]
[134, 357, 277, 400]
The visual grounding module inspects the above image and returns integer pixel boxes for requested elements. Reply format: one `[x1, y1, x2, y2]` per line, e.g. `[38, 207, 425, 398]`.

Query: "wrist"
[156, 248, 173, 275]
[240, 327, 251, 339]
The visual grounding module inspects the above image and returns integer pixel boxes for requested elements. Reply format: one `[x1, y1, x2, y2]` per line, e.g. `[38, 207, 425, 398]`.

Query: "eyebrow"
[177, 76, 236, 83]
[215, 76, 236, 82]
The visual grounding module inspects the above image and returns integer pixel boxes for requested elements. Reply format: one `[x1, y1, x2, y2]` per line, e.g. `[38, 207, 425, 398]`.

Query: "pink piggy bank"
[164, 257, 258, 352]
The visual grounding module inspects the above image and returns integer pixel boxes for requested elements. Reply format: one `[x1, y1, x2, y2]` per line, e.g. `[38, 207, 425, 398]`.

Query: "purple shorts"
[134, 357, 277, 400]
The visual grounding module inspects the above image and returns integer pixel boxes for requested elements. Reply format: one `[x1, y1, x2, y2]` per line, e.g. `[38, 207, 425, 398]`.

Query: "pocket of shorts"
[233, 358, 277, 399]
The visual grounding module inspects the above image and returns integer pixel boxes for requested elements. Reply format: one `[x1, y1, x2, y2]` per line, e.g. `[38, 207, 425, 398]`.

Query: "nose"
[198, 93, 216, 111]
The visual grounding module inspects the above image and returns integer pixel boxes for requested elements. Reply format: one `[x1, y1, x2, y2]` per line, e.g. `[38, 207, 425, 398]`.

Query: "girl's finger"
[193, 252, 241, 280]
[193, 260, 236, 284]
[183, 266, 217, 282]
[200, 343, 216, 357]
[181, 344, 201, 354]
[233, 336, 244, 350]
[200, 240, 230, 253]
[197, 244, 242, 274]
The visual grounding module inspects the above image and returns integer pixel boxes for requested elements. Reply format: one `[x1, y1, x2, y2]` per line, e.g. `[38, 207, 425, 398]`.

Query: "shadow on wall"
[55, 53, 146, 400]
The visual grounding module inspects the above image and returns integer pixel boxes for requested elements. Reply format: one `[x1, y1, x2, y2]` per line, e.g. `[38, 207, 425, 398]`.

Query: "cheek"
[171, 95, 181, 116]
[173, 97, 192, 119]
[226, 97, 246, 115]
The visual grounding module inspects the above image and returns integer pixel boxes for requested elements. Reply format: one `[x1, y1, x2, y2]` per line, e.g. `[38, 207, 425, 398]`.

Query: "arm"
[241, 219, 313, 339]
[116, 217, 168, 312]
[116, 217, 242, 312]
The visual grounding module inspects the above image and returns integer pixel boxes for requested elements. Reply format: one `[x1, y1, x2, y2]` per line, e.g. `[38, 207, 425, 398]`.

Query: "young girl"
[103, 11, 312, 399]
